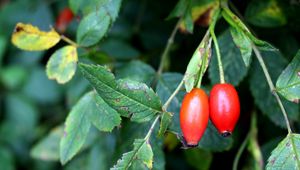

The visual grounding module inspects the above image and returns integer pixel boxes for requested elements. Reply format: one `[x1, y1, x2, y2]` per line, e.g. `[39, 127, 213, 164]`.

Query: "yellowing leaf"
[46, 46, 78, 84]
[245, 0, 287, 28]
[11, 23, 60, 51]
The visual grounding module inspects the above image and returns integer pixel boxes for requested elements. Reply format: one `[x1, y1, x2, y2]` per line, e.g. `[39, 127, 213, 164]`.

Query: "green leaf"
[74, 0, 122, 46]
[168, 0, 218, 32]
[198, 121, 233, 152]
[114, 121, 165, 170]
[59, 99, 101, 166]
[76, 10, 110, 47]
[89, 92, 121, 132]
[222, 8, 277, 51]
[31, 126, 63, 161]
[11, 23, 60, 51]
[245, 0, 287, 28]
[111, 139, 153, 170]
[182, 7, 194, 33]
[261, 137, 283, 163]
[250, 51, 299, 128]
[209, 29, 248, 86]
[115, 60, 155, 85]
[167, 0, 189, 19]
[60, 92, 93, 165]
[158, 112, 173, 137]
[266, 133, 300, 170]
[69, 0, 121, 20]
[184, 31, 211, 92]
[46, 45, 78, 84]
[276, 50, 300, 103]
[156, 73, 185, 133]
[167, 0, 194, 33]
[253, 40, 277, 52]
[79, 63, 162, 123]
[230, 26, 252, 67]
[100, 0, 122, 22]
[0, 146, 15, 170]
[101, 39, 140, 60]
[184, 149, 212, 170]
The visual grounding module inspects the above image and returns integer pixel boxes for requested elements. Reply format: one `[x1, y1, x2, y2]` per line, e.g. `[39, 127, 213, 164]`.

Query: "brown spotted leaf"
[183, 30, 211, 92]
[79, 63, 162, 123]
[230, 26, 252, 67]
[266, 133, 300, 170]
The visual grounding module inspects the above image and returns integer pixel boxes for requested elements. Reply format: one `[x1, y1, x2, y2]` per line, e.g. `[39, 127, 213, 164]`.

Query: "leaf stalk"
[209, 9, 225, 84]
[61, 35, 78, 47]
[162, 79, 184, 111]
[145, 115, 161, 140]
[252, 46, 292, 133]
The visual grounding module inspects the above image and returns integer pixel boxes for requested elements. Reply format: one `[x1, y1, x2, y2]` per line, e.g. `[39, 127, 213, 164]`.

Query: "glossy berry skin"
[55, 8, 74, 33]
[180, 88, 209, 147]
[209, 83, 240, 137]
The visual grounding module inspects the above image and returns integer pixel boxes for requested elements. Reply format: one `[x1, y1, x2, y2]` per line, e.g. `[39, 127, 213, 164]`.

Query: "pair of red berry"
[180, 83, 240, 147]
